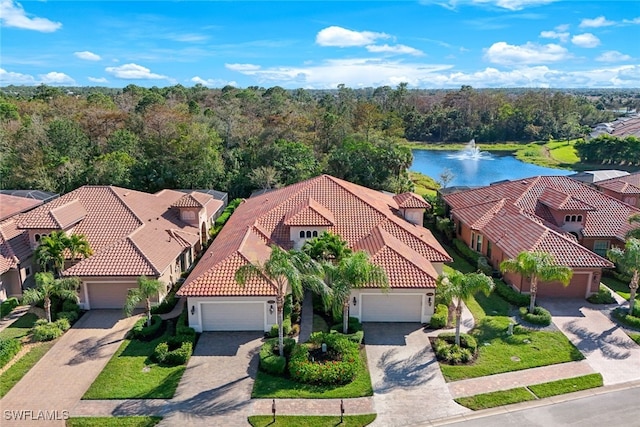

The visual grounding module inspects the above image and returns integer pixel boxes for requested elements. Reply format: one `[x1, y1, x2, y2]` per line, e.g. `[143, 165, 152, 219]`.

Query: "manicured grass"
[312, 314, 330, 333]
[0, 313, 38, 340]
[252, 348, 373, 399]
[82, 336, 185, 399]
[547, 140, 580, 164]
[406, 142, 524, 152]
[455, 387, 535, 410]
[66, 416, 162, 427]
[409, 171, 439, 197]
[602, 276, 636, 301]
[0, 340, 56, 398]
[629, 333, 640, 345]
[439, 316, 584, 381]
[248, 414, 377, 427]
[528, 373, 603, 398]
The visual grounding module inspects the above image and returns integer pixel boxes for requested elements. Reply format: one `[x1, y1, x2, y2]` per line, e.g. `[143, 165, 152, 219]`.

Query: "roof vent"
[521, 180, 528, 185]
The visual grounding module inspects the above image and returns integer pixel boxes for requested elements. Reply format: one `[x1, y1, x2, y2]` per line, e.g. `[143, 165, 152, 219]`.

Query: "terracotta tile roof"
[171, 191, 212, 208]
[393, 192, 431, 209]
[178, 175, 451, 297]
[0, 219, 32, 274]
[284, 197, 335, 226]
[538, 187, 595, 211]
[0, 194, 42, 221]
[597, 172, 640, 195]
[444, 175, 640, 242]
[17, 199, 87, 229]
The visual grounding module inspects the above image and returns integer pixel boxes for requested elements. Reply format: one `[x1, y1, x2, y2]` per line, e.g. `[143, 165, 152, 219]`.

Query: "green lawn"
[528, 373, 603, 398]
[252, 348, 373, 399]
[602, 276, 635, 301]
[629, 333, 640, 345]
[409, 171, 439, 197]
[547, 140, 580, 164]
[82, 335, 185, 399]
[66, 417, 162, 427]
[0, 340, 57, 398]
[249, 414, 377, 427]
[0, 313, 38, 340]
[455, 387, 535, 410]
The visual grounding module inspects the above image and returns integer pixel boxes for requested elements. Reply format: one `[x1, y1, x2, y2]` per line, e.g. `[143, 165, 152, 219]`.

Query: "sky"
[1, 0, 639, 89]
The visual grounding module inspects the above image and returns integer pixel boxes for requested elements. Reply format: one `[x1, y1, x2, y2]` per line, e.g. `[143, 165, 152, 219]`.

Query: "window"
[564, 215, 570, 222]
[476, 235, 483, 252]
[571, 215, 577, 222]
[312, 231, 318, 237]
[306, 231, 312, 238]
[25, 266, 32, 277]
[486, 241, 492, 259]
[34, 234, 41, 242]
[577, 215, 582, 222]
[182, 210, 196, 220]
[299, 231, 305, 238]
[471, 232, 475, 249]
[593, 240, 609, 256]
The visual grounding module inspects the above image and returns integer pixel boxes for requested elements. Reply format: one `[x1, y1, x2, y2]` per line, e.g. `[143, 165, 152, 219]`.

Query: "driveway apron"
[0, 310, 138, 427]
[156, 331, 263, 427]
[541, 298, 640, 386]
[364, 323, 470, 427]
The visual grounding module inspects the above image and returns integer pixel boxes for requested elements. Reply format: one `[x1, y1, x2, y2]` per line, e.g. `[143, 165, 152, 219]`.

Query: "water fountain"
[447, 139, 492, 160]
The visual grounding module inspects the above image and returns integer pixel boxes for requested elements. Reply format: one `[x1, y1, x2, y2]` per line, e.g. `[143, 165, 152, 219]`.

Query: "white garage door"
[88, 283, 136, 309]
[201, 302, 264, 331]
[361, 294, 422, 322]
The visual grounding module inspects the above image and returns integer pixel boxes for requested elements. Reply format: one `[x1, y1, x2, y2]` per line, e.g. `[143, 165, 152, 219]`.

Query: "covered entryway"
[361, 294, 422, 322]
[201, 302, 265, 331]
[86, 282, 135, 309]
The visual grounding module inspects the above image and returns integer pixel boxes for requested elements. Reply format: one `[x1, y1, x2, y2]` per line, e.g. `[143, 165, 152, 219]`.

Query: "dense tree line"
[0, 83, 634, 197]
[575, 134, 640, 166]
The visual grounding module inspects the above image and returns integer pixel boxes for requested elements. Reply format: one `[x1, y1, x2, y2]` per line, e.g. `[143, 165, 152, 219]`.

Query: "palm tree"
[22, 272, 80, 322]
[500, 251, 573, 313]
[436, 270, 494, 346]
[323, 251, 388, 334]
[608, 238, 640, 315]
[235, 245, 327, 356]
[124, 276, 165, 326]
[627, 214, 640, 239]
[35, 231, 68, 276]
[66, 233, 93, 261]
[302, 231, 352, 263]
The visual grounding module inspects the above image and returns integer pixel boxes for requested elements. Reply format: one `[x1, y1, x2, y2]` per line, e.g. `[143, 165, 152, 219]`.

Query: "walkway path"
[159, 297, 186, 320]
[0, 305, 30, 333]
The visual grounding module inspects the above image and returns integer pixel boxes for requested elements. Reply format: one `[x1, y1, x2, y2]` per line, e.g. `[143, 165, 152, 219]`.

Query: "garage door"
[201, 302, 264, 331]
[539, 273, 589, 298]
[88, 282, 136, 309]
[361, 294, 422, 322]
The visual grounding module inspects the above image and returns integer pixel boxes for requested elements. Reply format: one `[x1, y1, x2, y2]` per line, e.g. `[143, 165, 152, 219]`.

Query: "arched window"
[306, 231, 312, 238]
[34, 234, 41, 242]
[312, 231, 318, 237]
[577, 215, 582, 222]
[299, 231, 305, 238]
[571, 215, 577, 222]
[564, 215, 570, 222]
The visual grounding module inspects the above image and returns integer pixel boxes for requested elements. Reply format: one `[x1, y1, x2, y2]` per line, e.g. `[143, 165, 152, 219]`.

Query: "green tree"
[436, 270, 494, 346]
[627, 214, 640, 239]
[235, 246, 327, 356]
[302, 232, 352, 263]
[22, 272, 80, 322]
[35, 231, 69, 276]
[323, 251, 388, 334]
[500, 251, 573, 313]
[249, 166, 280, 190]
[608, 238, 640, 314]
[66, 233, 93, 261]
[124, 276, 165, 326]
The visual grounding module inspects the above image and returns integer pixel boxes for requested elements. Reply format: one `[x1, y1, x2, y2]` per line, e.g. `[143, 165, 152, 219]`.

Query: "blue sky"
[1, 0, 639, 89]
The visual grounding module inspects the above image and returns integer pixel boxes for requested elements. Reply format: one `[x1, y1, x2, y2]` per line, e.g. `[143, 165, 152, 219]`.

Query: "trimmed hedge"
[259, 337, 295, 375]
[129, 315, 163, 341]
[56, 311, 79, 324]
[433, 339, 474, 364]
[430, 304, 449, 329]
[477, 257, 493, 276]
[151, 292, 178, 315]
[612, 307, 640, 330]
[494, 280, 530, 307]
[437, 332, 478, 353]
[519, 306, 552, 326]
[329, 317, 364, 344]
[289, 333, 359, 385]
[1, 297, 20, 318]
[268, 295, 294, 338]
[31, 319, 69, 342]
[453, 238, 481, 264]
[587, 286, 616, 304]
[168, 310, 196, 347]
[0, 338, 22, 369]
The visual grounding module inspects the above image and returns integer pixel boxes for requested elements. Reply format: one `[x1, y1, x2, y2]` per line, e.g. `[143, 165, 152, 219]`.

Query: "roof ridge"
[376, 226, 435, 277]
[126, 236, 161, 275]
[109, 187, 145, 229]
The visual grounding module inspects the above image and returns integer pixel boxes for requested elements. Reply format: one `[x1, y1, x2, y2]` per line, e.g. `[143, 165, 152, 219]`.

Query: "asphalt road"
[436, 386, 640, 427]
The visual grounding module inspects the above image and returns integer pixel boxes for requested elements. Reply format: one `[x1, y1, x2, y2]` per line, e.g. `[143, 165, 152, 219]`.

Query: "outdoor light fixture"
[191, 305, 195, 315]
[426, 291, 435, 306]
[269, 304, 274, 315]
[352, 296, 357, 306]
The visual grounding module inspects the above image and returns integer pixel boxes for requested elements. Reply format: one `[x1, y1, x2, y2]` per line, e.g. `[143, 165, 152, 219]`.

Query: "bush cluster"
[477, 257, 493, 276]
[519, 306, 552, 326]
[210, 198, 243, 239]
[453, 239, 480, 264]
[586, 287, 616, 304]
[494, 280, 530, 307]
[153, 341, 193, 366]
[289, 333, 360, 386]
[430, 304, 449, 329]
[329, 317, 364, 344]
[612, 307, 640, 330]
[151, 291, 178, 315]
[129, 315, 164, 341]
[437, 332, 478, 353]
[268, 295, 294, 338]
[433, 339, 474, 364]
[258, 337, 295, 375]
[1, 297, 20, 318]
[0, 338, 22, 368]
[31, 318, 70, 342]
[168, 310, 197, 347]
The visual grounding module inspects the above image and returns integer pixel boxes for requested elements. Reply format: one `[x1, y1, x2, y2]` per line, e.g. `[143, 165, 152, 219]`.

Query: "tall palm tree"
[22, 272, 80, 322]
[124, 276, 165, 326]
[437, 270, 494, 346]
[302, 231, 352, 263]
[627, 214, 640, 239]
[608, 238, 640, 314]
[66, 233, 93, 261]
[323, 251, 388, 334]
[235, 245, 327, 356]
[500, 251, 573, 313]
[35, 231, 68, 276]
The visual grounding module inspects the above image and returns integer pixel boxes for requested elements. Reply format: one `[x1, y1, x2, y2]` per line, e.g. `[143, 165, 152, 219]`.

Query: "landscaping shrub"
[587, 287, 616, 304]
[151, 291, 178, 315]
[259, 338, 295, 375]
[288, 333, 360, 385]
[153, 342, 169, 363]
[31, 320, 65, 342]
[612, 307, 640, 330]
[430, 304, 449, 329]
[268, 318, 292, 338]
[519, 306, 552, 326]
[453, 239, 480, 264]
[477, 257, 493, 276]
[437, 332, 478, 353]
[0, 338, 22, 368]
[169, 310, 196, 346]
[55, 311, 79, 324]
[164, 342, 192, 366]
[330, 316, 363, 333]
[494, 280, 530, 307]
[1, 297, 20, 318]
[61, 299, 80, 313]
[433, 339, 474, 364]
[129, 315, 163, 341]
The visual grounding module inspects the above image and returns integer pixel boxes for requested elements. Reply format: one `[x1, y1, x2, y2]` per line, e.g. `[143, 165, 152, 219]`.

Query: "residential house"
[443, 176, 633, 298]
[16, 186, 225, 309]
[594, 171, 640, 209]
[177, 175, 451, 332]
[569, 170, 629, 185]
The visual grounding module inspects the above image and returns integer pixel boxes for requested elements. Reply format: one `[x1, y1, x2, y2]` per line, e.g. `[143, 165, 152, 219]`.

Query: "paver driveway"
[364, 323, 470, 427]
[0, 310, 138, 427]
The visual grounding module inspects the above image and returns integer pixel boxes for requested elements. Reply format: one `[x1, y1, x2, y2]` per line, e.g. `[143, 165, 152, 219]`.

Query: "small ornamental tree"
[124, 276, 165, 326]
[608, 238, 640, 315]
[22, 272, 80, 323]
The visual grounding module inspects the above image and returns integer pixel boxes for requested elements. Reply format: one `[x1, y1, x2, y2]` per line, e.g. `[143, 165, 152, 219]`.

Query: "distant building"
[569, 170, 630, 185]
[589, 114, 640, 139]
[594, 171, 640, 209]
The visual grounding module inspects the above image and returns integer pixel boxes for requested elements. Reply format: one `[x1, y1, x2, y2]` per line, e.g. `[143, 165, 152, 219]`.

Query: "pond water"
[410, 149, 574, 187]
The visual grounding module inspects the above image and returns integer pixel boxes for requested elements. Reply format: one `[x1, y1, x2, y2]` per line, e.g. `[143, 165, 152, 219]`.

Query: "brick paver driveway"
[0, 310, 138, 427]
[364, 323, 470, 427]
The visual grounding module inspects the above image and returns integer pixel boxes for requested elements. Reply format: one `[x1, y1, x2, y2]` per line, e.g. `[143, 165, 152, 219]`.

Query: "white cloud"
[105, 63, 168, 80]
[0, 0, 62, 32]
[0, 68, 36, 85]
[596, 50, 632, 63]
[571, 33, 600, 48]
[191, 76, 237, 87]
[540, 30, 569, 43]
[622, 17, 640, 25]
[316, 26, 389, 47]
[40, 72, 75, 85]
[0, 68, 76, 85]
[420, 0, 556, 11]
[484, 41, 569, 65]
[579, 16, 615, 28]
[88, 77, 108, 83]
[74, 51, 101, 61]
[365, 44, 424, 56]
[225, 63, 262, 72]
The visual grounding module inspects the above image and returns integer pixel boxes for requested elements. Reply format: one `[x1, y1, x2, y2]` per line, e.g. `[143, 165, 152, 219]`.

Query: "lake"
[410, 149, 574, 187]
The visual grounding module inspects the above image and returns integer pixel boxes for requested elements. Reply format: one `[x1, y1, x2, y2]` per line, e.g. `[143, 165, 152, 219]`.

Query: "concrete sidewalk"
[0, 305, 30, 333]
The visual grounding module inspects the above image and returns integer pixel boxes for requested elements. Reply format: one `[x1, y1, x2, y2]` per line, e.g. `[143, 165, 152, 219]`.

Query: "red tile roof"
[0, 219, 32, 274]
[538, 187, 595, 211]
[178, 175, 451, 297]
[171, 191, 211, 208]
[284, 198, 335, 226]
[393, 192, 431, 209]
[597, 172, 640, 195]
[445, 176, 640, 242]
[0, 194, 42, 221]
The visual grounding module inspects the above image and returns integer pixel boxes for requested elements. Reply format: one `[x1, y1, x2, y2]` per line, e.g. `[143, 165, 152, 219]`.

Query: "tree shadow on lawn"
[565, 320, 636, 360]
[375, 346, 437, 393]
[67, 329, 130, 366]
